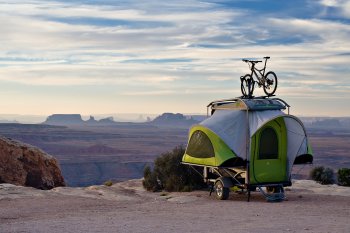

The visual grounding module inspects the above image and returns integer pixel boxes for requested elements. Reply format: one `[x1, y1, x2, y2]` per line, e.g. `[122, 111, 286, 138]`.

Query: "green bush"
[142, 165, 161, 192]
[142, 146, 205, 192]
[337, 168, 350, 186]
[104, 180, 113, 186]
[310, 166, 335, 185]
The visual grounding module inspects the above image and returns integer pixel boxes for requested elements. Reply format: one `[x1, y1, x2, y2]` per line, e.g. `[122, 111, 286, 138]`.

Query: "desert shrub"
[142, 146, 205, 192]
[310, 166, 324, 182]
[310, 166, 335, 185]
[104, 180, 113, 186]
[337, 168, 350, 186]
[142, 165, 161, 192]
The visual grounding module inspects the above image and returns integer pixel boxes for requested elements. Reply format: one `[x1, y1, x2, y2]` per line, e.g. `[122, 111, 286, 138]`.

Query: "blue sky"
[0, 0, 349, 116]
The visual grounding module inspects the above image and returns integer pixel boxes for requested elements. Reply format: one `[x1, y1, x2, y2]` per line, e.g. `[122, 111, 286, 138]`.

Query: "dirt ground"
[0, 180, 349, 233]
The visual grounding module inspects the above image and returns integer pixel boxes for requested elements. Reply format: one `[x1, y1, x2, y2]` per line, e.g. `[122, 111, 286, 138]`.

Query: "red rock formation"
[0, 136, 65, 189]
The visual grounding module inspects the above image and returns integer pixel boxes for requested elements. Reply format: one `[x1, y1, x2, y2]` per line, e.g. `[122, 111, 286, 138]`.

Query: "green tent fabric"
[182, 125, 237, 166]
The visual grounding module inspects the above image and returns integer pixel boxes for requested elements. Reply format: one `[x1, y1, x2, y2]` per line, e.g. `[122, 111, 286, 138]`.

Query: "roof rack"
[207, 97, 290, 116]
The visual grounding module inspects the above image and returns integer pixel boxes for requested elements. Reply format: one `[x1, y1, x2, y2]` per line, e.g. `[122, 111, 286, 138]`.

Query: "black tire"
[266, 186, 276, 194]
[215, 180, 230, 200]
[263, 71, 277, 96]
[240, 77, 247, 97]
[240, 74, 254, 97]
[266, 186, 283, 194]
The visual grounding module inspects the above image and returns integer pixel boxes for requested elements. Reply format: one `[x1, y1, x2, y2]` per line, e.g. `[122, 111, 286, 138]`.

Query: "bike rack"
[206, 96, 291, 116]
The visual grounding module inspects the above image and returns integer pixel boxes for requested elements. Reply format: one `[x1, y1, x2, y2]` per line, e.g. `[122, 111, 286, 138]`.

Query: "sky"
[0, 0, 349, 117]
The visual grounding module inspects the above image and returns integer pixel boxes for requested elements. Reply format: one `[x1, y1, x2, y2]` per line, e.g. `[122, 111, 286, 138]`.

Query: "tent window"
[259, 127, 278, 160]
[186, 130, 214, 158]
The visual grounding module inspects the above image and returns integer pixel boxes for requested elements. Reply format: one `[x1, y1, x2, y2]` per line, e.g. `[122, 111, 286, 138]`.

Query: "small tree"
[337, 168, 350, 187]
[142, 146, 205, 192]
[310, 166, 335, 185]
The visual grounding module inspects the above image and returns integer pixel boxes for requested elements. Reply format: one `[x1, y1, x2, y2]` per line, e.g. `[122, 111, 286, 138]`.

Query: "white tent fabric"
[200, 109, 309, 166]
[284, 116, 309, 174]
[247, 110, 285, 137]
[200, 110, 247, 159]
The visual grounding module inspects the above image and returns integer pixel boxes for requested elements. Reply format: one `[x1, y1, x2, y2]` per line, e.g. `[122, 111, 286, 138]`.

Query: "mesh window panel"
[259, 127, 278, 160]
[186, 130, 215, 158]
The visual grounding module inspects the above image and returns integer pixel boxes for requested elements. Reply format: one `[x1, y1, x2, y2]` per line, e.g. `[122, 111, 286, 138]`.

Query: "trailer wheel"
[215, 180, 229, 200]
[266, 186, 283, 194]
[266, 186, 275, 193]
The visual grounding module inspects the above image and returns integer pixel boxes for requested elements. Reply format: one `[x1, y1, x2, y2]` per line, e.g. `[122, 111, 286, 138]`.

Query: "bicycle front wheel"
[241, 74, 254, 97]
[263, 71, 278, 96]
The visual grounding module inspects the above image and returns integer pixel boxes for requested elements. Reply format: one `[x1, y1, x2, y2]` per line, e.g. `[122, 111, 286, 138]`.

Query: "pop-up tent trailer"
[182, 97, 313, 201]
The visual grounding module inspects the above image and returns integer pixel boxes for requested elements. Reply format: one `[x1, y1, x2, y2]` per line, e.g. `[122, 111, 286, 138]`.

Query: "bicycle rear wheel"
[240, 74, 254, 97]
[263, 71, 277, 96]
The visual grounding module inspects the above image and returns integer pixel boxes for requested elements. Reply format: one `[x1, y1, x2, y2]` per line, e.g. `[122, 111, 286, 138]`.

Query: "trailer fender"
[215, 177, 233, 188]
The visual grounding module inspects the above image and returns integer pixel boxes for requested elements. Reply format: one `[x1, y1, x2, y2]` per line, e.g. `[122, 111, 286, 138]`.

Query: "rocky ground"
[0, 179, 349, 233]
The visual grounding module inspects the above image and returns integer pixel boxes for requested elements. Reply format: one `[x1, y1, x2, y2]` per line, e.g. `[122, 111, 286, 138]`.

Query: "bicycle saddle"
[242, 59, 261, 63]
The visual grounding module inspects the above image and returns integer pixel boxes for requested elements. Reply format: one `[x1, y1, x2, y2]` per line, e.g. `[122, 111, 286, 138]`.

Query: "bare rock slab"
[0, 136, 65, 189]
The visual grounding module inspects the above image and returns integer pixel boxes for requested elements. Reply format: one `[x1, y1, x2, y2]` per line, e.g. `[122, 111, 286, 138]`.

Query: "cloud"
[318, 0, 350, 18]
[0, 0, 349, 115]
[320, 0, 340, 7]
[206, 76, 234, 81]
[267, 18, 350, 43]
[0, 64, 180, 86]
[121, 90, 176, 96]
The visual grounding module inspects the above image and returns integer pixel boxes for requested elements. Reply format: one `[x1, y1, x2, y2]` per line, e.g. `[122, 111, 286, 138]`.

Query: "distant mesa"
[152, 113, 186, 122]
[311, 119, 342, 128]
[300, 117, 349, 129]
[42, 113, 199, 128]
[86, 116, 97, 124]
[0, 119, 19, 124]
[86, 116, 116, 125]
[150, 113, 198, 127]
[43, 114, 84, 125]
[99, 117, 115, 124]
[43, 114, 117, 126]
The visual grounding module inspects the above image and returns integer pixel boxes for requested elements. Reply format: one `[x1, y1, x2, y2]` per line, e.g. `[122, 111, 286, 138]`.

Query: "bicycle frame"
[249, 59, 268, 84]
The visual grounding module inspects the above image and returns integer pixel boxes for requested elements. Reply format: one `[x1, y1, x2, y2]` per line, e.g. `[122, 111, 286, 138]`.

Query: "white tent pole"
[246, 109, 250, 161]
[246, 108, 251, 201]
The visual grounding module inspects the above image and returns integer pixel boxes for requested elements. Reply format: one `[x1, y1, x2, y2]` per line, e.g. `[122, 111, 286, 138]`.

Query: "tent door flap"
[250, 118, 288, 184]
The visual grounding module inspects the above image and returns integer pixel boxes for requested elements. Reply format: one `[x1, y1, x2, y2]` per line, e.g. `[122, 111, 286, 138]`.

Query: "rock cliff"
[0, 136, 65, 189]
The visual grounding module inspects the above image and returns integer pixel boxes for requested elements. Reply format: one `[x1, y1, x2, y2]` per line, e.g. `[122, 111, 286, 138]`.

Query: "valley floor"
[0, 180, 350, 233]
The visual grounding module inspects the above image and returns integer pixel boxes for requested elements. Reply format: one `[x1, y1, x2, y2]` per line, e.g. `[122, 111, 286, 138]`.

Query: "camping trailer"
[182, 97, 313, 201]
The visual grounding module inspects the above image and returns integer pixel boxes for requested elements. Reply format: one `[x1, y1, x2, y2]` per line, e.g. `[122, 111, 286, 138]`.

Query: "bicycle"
[240, 56, 278, 97]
